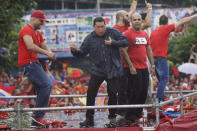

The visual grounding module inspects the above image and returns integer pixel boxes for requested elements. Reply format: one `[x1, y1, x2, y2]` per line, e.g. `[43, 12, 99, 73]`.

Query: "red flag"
[62, 62, 70, 70]
[172, 66, 179, 77]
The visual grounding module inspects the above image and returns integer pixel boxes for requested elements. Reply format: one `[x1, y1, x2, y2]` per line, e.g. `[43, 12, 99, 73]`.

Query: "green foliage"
[100, 0, 132, 3]
[0, 0, 37, 73]
[168, 21, 197, 65]
[183, 0, 197, 7]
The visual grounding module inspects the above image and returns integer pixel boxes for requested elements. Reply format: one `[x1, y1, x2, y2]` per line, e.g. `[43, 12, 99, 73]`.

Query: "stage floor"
[1, 111, 155, 130]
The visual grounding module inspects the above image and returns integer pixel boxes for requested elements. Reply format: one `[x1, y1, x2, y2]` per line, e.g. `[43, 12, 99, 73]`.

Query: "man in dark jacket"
[70, 17, 130, 128]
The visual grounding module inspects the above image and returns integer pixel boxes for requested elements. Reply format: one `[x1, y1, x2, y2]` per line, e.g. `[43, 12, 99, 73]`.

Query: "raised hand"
[145, 1, 152, 9]
[192, 44, 196, 48]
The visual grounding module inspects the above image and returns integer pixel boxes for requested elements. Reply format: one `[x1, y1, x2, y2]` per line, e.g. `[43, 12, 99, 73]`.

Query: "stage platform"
[1, 111, 155, 130]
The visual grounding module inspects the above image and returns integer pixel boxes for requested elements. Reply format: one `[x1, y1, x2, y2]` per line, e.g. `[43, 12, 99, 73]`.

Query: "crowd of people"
[1, 0, 197, 129]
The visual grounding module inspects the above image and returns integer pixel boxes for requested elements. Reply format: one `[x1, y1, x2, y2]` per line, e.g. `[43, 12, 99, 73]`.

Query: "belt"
[154, 56, 165, 59]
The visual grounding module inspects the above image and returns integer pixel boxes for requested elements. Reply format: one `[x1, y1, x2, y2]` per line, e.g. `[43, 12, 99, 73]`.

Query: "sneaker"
[104, 121, 116, 128]
[116, 117, 128, 127]
[116, 114, 125, 122]
[104, 118, 116, 128]
[79, 119, 94, 128]
[31, 116, 52, 128]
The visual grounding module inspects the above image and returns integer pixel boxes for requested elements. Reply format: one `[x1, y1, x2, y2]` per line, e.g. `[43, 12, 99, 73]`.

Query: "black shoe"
[79, 119, 94, 128]
[127, 120, 140, 127]
[104, 121, 116, 128]
[116, 118, 128, 127]
[104, 118, 116, 128]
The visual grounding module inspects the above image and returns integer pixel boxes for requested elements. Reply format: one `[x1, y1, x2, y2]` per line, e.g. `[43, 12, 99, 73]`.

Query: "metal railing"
[0, 90, 197, 130]
[0, 90, 196, 99]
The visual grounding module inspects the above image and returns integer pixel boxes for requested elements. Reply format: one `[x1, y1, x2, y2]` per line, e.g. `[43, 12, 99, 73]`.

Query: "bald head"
[130, 12, 142, 32]
[116, 10, 129, 25]
[116, 10, 127, 18]
[130, 12, 142, 21]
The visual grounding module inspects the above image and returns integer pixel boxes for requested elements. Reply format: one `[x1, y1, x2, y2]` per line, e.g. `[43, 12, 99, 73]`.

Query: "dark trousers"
[125, 68, 149, 121]
[86, 74, 119, 120]
[117, 68, 128, 116]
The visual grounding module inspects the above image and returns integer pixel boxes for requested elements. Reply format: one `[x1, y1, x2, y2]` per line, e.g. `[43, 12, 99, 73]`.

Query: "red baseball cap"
[31, 10, 48, 22]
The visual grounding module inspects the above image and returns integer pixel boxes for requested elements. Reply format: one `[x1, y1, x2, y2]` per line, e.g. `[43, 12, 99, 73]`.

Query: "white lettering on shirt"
[135, 37, 147, 45]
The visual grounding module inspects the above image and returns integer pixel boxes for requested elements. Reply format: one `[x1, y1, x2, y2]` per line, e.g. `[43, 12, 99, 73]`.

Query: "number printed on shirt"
[135, 37, 147, 45]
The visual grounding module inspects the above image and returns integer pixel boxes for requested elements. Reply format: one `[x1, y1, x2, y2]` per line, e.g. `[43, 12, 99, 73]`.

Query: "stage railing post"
[155, 98, 160, 126]
[16, 101, 22, 130]
[180, 90, 184, 116]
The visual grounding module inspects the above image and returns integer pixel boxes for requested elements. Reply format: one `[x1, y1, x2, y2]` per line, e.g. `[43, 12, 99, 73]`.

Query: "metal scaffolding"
[0, 90, 197, 130]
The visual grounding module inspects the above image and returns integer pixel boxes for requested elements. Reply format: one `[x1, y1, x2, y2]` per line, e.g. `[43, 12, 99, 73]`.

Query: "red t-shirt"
[113, 24, 129, 33]
[124, 28, 150, 69]
[18, 25, 44, 67]
[113, 24, 130, 65]
[150, 24, 175, 58]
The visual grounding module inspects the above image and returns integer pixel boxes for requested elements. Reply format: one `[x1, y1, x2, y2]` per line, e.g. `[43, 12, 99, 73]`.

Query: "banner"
[30, 8, 193, 58]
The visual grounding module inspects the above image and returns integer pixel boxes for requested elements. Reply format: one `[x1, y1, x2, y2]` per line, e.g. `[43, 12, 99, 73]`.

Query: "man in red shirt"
[121, 12, 155, 126]
[150, 14, 197, 102]
[111, 1, 137, 127]
[112, 0, 153, 127]
[18, 10, 56, 128]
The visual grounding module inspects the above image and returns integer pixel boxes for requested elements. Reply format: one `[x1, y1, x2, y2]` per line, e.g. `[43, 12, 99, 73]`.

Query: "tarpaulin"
[156, 110, 197, 131]
[10, 127, 144, 131]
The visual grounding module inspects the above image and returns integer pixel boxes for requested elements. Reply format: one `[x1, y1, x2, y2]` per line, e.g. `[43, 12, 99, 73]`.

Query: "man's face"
[122, 12, 129, 25]
[131, 13, 142, 31]
[34, 18, 44, 30]
[93, 22, 106, 37]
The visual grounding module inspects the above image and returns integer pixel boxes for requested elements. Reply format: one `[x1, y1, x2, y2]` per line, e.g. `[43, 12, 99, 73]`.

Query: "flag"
[67, 67, 83, 75]
[0, 83, 15, 102]
[46, 70, 55, 86]
[67, 67, 83, 78]
[172, 66, 180, 77]
[62, 62, 70, 70]
[95, 95, 105, 106]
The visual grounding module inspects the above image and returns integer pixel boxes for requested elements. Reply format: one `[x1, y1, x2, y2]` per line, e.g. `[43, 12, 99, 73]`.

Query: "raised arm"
[190, 44, 197, 56]
[128, 0, 137, 18]
[141, 2, 152, 30]
[175, 14, 197, 29]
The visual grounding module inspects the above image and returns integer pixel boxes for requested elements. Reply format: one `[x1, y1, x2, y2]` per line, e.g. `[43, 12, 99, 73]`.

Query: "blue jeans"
[22, 62, 52, 118]
[154, 57, 169, 101]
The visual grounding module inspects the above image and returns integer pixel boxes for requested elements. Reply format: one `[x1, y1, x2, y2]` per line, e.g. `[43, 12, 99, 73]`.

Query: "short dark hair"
[93, 17, 105, 26]
[159, 15, 168, 25]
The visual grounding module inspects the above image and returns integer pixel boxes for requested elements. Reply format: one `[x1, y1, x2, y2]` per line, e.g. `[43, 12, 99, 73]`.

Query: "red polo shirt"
[124, 28, 150, 69]
[18, 25, 44, 67]
[113, 24, 130, 66]
[113, 24, 130, 33]
[150, 24, 175, 58]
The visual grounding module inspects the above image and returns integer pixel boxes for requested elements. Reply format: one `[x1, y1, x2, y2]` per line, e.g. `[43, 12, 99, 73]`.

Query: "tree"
[168, 22, 197, 65]
[0, 0, 37, 73]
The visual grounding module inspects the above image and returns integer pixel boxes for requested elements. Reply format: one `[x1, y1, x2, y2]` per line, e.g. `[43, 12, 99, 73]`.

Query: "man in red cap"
[18, 10, 56, 128]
